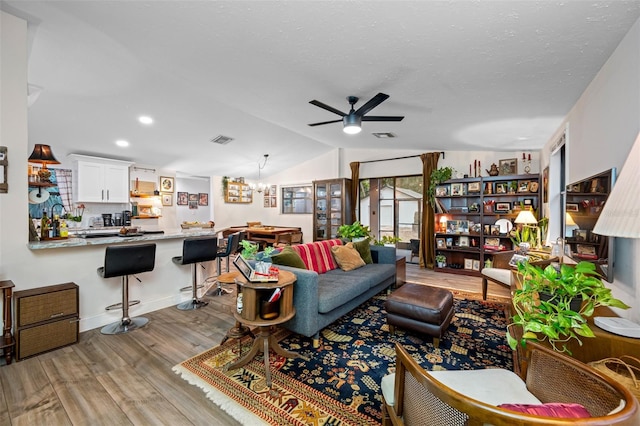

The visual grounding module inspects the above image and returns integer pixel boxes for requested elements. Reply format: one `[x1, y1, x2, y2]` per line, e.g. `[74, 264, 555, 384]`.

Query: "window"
[281, 185, 312, 214]
[359, 175, 422, 243]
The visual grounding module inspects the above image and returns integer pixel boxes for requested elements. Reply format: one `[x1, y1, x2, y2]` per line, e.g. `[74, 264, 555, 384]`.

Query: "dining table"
[221, 226, 302, 247]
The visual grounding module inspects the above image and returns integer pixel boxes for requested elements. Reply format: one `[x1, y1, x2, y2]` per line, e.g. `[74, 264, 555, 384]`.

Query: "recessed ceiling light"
[138, 116, 154, 125]
[115, 139, 129, 147]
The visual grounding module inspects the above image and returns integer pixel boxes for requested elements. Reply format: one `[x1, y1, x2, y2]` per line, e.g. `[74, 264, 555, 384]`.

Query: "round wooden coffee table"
[226, 270, 302, 387]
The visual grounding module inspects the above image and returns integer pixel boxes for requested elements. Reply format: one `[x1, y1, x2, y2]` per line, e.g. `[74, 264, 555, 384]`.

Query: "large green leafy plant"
[507, 260, 629, 355]
[337, 221, 371, 240]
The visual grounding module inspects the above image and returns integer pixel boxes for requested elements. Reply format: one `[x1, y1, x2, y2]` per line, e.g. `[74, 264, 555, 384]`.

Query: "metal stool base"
[207, 285, 232, 296]
[100, 317, 149, 335]
[176, 299, 209, 310]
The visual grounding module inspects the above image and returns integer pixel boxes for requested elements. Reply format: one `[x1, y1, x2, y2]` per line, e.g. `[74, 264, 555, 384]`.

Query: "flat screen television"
[564, 168, 616, 282]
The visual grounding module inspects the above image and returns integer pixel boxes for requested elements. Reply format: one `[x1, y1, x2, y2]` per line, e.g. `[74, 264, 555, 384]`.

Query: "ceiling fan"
[308, 92, 404, 134]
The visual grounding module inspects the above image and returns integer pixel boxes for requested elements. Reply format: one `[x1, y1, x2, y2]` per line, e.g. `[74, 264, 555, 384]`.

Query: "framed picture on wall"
[177, 191, 188, 206]
[160, 176, 174, 193]
[198, 193, 208, 206]
[162, 193, 172, 206]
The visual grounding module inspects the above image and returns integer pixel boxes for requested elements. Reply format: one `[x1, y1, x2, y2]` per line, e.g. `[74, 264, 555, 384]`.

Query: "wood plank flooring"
[0, 265, 509, 425]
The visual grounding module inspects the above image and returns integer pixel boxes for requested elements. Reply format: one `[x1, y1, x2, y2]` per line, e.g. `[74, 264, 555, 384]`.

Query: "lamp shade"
[514, 210, 537, 225]
[28, 144, 60, 165]
[593, 132, 640, 238]
[343, 114, 362, 134]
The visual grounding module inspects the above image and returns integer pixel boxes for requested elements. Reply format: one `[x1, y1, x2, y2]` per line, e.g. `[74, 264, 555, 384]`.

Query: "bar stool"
[208, 232, 240, 296]
[97, 243, 156, 335]
[173, 236, 217, 310]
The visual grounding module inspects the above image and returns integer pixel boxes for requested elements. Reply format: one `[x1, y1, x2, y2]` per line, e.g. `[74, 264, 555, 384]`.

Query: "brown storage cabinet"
[14, 282, 79, 360]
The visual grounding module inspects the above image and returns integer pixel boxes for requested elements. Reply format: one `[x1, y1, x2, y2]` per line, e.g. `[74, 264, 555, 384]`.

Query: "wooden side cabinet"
[14, 282, 79, 361]
[0, 280, 15, 365]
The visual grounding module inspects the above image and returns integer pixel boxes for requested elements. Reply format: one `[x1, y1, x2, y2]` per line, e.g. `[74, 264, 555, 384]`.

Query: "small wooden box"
[15, 282, 79, 360]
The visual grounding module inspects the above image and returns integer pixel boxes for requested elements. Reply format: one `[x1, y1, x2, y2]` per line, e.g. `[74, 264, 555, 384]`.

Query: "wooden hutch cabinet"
[312, 178, 352, 241]
[434, 174, 541, 277]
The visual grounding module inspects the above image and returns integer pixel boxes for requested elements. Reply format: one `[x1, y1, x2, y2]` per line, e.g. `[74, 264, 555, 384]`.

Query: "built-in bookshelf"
[434, 174, 540, 277]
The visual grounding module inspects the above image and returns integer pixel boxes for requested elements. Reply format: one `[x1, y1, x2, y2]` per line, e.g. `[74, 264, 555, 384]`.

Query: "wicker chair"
[381, 342, 639, 425]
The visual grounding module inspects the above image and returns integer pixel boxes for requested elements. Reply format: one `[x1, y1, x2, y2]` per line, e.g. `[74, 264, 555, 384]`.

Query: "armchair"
[480, 250, 515, 300]
[381, 342, 638, 425]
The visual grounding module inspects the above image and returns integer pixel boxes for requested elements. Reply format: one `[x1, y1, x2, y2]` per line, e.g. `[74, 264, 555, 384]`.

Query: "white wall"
[175, 176, 212, 225]
[542, 17, 640, 322]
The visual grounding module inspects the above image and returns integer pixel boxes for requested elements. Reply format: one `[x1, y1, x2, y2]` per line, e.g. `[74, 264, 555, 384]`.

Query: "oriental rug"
[173, 292, 512, 425]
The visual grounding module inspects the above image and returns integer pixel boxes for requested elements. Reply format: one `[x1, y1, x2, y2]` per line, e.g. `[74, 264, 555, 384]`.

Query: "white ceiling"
[3, 1, 640, 180]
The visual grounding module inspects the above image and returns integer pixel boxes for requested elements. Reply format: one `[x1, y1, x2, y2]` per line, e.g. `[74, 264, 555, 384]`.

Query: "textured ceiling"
[3, 1, 640, 179]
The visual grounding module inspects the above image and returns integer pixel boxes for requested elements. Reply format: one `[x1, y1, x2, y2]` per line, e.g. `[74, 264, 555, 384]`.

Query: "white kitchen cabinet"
[69, 154, 133, 203]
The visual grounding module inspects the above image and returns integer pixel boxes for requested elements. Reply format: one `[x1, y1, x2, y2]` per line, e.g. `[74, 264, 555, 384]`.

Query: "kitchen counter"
[27, 228, 218, 250]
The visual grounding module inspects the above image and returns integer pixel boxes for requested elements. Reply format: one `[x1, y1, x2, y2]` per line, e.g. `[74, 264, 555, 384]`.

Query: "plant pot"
[437, 262, 446, 268]
[539, 291, 583, 312]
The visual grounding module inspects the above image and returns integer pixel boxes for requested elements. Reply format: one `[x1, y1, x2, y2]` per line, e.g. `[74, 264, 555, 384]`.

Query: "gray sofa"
[275, 244, 397, 347]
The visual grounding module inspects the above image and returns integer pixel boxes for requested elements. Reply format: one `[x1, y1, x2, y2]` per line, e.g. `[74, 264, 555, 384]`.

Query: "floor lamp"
[592, 132, 640, 336]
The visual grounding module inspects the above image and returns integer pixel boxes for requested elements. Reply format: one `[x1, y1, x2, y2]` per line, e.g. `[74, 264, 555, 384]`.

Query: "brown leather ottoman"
[385, 283, 454, 347]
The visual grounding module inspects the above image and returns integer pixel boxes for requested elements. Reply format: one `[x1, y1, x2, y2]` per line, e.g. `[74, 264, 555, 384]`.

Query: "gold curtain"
[420, 152, 441, 268]
[349, 162, 360, 223]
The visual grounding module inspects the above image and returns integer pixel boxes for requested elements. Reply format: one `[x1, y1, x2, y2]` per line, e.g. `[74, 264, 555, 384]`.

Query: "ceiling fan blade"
[362, 116, 405, 122]
[354, 92, 389, 116]
[309, 100, 346, 117]
[308, 119, 343, 127]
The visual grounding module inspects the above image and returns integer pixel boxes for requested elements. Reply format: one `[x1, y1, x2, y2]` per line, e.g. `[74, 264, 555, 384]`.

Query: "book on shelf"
[434, 199, 448, 214]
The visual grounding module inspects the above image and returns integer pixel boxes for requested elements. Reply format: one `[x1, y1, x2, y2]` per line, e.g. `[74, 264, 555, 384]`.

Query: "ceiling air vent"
[372, 132, 396, 138]
[210, 135, 234, 145]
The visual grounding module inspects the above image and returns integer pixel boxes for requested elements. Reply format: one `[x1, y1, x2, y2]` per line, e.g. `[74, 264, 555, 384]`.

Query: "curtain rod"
[133, 166, 156, 173]
[359, 152, 445, 164]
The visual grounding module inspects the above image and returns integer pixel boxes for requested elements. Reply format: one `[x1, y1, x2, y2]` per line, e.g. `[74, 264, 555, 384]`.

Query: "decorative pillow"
[292, 239, 342, 274]
[270, 246, 306, 269]
[351, 237, 373, 264]
[498, 403, 591, 418]
[331, 243, 366, 272]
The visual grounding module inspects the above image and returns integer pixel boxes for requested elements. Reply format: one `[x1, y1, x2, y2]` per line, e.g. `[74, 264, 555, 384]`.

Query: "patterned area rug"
[174, 292, 512, 425]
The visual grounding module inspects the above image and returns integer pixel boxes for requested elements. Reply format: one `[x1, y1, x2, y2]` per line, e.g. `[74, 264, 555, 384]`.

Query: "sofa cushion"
[429, 369, 541, 407]
[271, 246, 307, 269]
[317, 269, 372, 313]
[351, 237, 373, 264]
[292, 239, 342, 274]
[331, 243, 366, 271]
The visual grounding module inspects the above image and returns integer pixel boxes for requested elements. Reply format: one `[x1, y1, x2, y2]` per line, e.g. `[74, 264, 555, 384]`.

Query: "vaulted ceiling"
[3, 1, 640, 179]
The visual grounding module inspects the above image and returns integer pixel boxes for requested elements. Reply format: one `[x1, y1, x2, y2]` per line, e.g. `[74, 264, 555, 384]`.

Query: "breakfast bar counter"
[27, 228, 218, 250]
[23, 227, 221, 333]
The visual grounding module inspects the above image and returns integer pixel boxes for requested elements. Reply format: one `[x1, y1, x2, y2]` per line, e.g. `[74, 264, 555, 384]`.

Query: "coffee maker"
[122, 210, 132, 226]
[101, 213, 113, 227]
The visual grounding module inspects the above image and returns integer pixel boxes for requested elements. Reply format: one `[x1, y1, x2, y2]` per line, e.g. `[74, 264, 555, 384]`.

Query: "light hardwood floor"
[0, 264, 510, 425]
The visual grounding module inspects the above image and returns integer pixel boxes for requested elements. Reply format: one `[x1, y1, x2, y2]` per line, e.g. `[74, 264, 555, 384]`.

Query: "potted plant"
[337, 221, 371, 241]
[428, 166, 454, 207]
[374, 235, 401, 246]
[240, 241, 276, 273]
[435, 254, 447, 268]
[507, 260, 629, 355]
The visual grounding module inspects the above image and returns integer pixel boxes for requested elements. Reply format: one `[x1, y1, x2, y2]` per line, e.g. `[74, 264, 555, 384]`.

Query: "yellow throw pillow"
[331, 243, 366, 271]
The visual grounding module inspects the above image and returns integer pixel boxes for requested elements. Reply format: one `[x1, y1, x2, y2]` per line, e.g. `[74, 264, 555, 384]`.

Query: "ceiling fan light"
[343, 115, 362, 134]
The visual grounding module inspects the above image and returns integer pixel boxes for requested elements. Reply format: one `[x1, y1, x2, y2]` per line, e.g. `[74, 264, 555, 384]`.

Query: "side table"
[226, 270, 303, 387]
[395, 255, 406, 287]
[0, 280, 15, 365]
